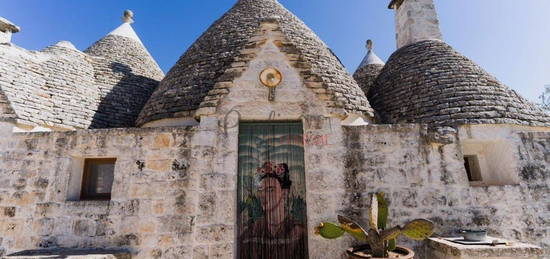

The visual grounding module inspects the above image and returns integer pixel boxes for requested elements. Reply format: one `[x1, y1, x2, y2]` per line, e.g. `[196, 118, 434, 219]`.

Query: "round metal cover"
[259, 67, 282, 88]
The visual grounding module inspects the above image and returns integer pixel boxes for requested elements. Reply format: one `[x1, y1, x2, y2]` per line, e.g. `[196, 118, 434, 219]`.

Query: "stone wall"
[342, 125, 550, 257]
[0, 127, 201, 258]
[0, 123, 548, 258]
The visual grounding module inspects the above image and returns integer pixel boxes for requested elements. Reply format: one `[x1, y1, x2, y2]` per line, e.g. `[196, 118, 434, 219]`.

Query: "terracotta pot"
[346, 245, 414, 259]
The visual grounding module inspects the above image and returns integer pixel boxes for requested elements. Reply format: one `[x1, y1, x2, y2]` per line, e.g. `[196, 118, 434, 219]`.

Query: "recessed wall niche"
[461, 141, 519, 186]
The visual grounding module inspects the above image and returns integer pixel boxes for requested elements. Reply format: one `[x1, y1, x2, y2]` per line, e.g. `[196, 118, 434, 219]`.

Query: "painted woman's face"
[258, 177, 285, 213]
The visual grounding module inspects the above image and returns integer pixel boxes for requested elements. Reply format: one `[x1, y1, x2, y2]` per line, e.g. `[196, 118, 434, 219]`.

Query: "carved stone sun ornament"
[259, 67, 282, 101]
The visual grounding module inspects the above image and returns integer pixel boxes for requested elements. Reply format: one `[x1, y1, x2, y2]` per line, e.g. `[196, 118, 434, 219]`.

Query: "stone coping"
[427, 236, 543, 258]
[3, 248, 131, 259]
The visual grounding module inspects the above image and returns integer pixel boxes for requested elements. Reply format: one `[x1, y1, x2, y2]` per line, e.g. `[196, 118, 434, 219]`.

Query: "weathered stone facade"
[0, 0, 549, 258]
[342, 125, 550, 257]
[0, 124, 548, 258]
[137, 0, 373, 126]
[0, 127, 198, 258]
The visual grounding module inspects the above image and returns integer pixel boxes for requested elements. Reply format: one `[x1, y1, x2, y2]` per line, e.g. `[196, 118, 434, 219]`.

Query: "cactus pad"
[376, 192, 388, 230]
[402, 219, 435, 240]
[338, 215, 368, 241]
[316, 193, 436, 256]
[388, 239, 397, 251]
[315, 222, 345, 239]
[380, 226, 402, 241]
[369, 194, 378, 230]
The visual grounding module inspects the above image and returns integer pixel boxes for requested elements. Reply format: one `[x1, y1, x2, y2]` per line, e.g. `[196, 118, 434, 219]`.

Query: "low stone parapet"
[426, 237, 544, 259]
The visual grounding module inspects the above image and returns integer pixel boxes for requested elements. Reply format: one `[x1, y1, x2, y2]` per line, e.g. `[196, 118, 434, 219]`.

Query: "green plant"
[315, 193, 435, 258]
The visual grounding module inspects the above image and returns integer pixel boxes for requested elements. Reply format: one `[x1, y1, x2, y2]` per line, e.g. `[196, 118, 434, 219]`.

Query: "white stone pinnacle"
[358, 39, 385, 68]
[107, 10, 143, 45]
[54, 40, 77, 50]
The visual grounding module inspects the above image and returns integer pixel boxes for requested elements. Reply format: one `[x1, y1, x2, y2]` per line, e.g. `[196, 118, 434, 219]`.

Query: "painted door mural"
[237, 122, 308, 259]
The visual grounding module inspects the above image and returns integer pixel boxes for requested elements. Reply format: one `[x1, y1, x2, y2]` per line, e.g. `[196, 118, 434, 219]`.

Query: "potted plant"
[315, 193, 435, 258]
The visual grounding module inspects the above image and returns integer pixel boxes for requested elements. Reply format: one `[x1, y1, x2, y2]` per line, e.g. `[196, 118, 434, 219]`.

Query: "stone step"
[3, 248, 131, 259]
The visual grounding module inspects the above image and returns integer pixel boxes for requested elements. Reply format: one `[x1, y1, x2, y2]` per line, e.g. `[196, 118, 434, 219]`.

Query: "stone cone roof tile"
[357, 49, 385, 69]
[354, 42, 385, 97]
[137, 0, 373, 125]
[85, 23, 163, 80]
[370, 40, 550, 126]
[0, 20, 165, 129]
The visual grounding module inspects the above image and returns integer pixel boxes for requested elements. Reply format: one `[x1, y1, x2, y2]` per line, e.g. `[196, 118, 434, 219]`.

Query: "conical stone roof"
[0, 12, 164, 130]
[354, 40, 385, 96]
[370, 40, 550, 126]
[85, 23, 163, 80]
[137, 0, 373, 125]
[83, 17, 165, 128]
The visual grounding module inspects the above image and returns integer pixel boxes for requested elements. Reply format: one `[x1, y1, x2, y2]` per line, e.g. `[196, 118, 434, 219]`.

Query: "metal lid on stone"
[0, 17, 20, 33]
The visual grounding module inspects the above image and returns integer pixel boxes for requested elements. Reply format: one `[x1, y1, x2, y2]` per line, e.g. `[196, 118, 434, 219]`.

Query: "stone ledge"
[3, 248, 131, 259]
[426, 237, 543, 259]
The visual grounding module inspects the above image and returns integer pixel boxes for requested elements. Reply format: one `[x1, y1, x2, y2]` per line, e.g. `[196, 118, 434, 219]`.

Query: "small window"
[80, 158, 116, 200]
[464, 155, 482, 182]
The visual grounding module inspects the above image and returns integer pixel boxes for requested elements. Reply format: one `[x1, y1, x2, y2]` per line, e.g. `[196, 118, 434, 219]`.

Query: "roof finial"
[357, 39, 385, 68]
[366, 39, 373, 52]
[122, 10, 134, 24]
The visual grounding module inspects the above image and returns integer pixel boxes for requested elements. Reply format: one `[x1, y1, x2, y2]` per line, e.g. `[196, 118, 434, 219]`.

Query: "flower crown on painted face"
[256, 161, 292, 189]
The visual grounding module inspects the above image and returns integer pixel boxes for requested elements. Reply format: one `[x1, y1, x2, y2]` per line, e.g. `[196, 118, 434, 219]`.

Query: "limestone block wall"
[0, 123, 548, 258]
[342, 125, 550, 257]
[0, 127, 202, 258]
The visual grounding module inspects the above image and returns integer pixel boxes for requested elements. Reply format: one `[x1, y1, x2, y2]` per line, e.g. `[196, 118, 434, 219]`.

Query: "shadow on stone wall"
[89, 62, 159, 129]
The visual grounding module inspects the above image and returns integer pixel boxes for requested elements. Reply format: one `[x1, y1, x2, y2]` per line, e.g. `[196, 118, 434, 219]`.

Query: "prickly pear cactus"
[376, 192, 388, 230]
[315, 192, 436, 258]
[369, 194, 378, 230]
[337, 215, 368, 241]
[388, 239, 397, 251]
[315, 222, 345, 239]
[402, 219, 435, 240]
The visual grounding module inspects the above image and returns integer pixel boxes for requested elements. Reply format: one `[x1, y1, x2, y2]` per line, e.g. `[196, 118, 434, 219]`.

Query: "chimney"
[0, 17, 20, 44]
[389, 0, 442, 49]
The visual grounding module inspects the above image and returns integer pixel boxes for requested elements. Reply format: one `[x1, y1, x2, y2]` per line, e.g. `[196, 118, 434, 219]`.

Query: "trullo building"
[0, 0, 548, 258]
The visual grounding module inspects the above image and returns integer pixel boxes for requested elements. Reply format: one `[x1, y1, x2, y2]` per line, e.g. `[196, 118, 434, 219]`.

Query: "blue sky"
[2, 0, 549, 102]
